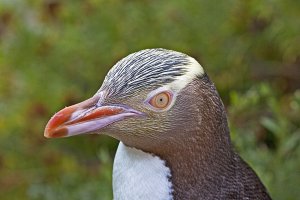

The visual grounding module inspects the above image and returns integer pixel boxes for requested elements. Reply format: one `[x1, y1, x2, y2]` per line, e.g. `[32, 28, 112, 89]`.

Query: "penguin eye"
[149, 92, 171, 109]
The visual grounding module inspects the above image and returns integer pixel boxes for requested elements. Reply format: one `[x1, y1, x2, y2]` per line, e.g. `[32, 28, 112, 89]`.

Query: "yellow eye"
[149, 92, 171, 109]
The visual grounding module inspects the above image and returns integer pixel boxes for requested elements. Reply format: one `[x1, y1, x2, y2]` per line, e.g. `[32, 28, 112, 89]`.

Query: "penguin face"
[44, 49, 205, 150]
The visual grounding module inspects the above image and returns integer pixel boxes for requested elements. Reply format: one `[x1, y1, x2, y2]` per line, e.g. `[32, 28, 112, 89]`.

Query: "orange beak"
[44, 93, 143, 138]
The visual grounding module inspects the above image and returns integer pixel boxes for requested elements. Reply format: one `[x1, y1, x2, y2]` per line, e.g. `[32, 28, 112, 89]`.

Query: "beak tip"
[44, 106, 75, 139]
[44, 127, 68, 138]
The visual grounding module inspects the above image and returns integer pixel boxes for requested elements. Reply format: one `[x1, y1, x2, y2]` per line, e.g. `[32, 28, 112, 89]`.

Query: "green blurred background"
[0, 0, 299, 199]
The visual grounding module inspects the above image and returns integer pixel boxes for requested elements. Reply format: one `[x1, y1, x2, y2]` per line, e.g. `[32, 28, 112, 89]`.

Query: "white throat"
[113, 142, 173, 200]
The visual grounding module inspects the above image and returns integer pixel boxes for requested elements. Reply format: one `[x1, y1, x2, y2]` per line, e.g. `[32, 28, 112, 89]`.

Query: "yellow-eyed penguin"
[44, 49, 272, 200]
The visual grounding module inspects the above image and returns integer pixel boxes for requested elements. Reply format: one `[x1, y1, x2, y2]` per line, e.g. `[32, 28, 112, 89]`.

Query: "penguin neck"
[113, 124, 235, 200]
[157, 122, 236, 199]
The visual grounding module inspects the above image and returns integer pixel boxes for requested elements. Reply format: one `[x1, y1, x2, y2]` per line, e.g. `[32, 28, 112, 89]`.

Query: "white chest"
[112, 142, 173, 200]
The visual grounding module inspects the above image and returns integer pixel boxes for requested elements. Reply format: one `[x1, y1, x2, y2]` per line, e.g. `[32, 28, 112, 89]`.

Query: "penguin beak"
[44, 94, 143, 138]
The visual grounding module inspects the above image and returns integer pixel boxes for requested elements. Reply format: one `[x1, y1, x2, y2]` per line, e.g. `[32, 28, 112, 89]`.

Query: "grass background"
[0, 0, 299, 199]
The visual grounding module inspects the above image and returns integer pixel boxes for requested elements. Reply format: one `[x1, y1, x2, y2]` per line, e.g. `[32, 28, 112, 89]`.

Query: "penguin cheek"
[108, 117, 164, 142]
[101, 117, 145, 138]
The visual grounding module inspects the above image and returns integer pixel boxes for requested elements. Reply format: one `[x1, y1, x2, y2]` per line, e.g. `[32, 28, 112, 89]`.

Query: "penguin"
[44, 48, 272, 200]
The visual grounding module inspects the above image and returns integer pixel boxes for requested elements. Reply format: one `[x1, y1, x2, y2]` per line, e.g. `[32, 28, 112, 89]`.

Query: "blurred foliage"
[0, 0, 299, 199]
